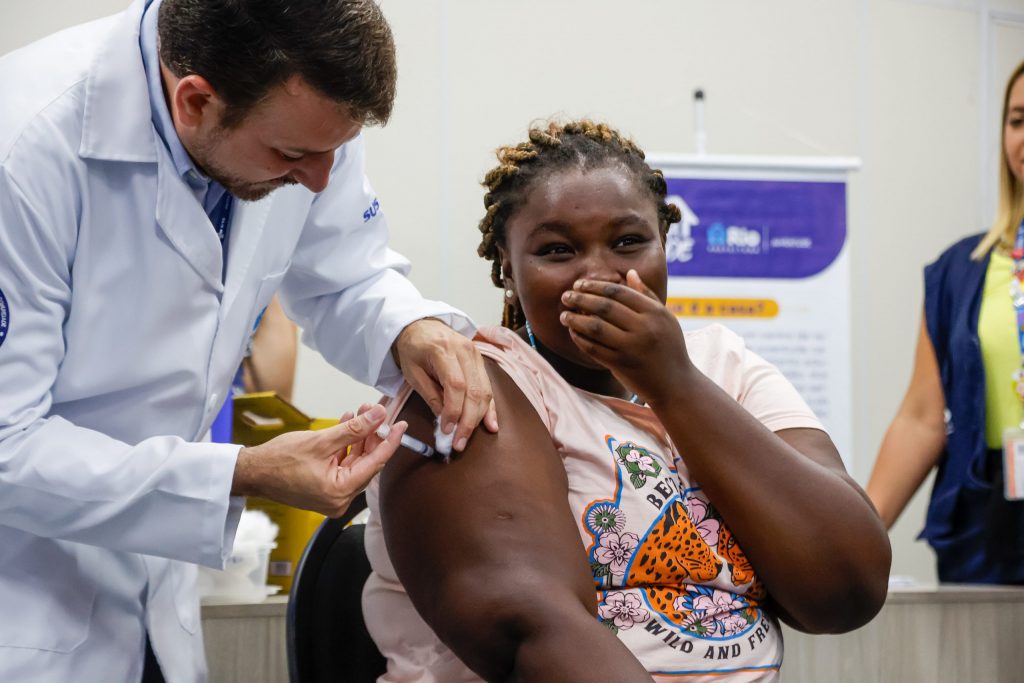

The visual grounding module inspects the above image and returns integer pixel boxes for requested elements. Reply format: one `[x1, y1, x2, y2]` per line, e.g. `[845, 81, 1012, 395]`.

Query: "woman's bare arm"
[866, 314, 948, 528]
[380, 360, 652, 682]
[242, 295, 298, 400]
[561, 273, 891, 634]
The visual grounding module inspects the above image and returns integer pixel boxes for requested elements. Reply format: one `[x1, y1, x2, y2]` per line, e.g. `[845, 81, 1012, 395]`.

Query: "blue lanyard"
[1009, 219, 1024, 408]
[209, 192, 233, 246]
[208, 191, 233, 279]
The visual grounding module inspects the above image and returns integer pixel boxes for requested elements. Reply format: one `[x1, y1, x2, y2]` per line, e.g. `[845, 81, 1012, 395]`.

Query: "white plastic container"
[198, 541, 280, 604]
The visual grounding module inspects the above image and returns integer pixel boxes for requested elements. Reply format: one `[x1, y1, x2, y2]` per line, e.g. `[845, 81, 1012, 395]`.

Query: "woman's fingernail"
[456, 437, 468, 451]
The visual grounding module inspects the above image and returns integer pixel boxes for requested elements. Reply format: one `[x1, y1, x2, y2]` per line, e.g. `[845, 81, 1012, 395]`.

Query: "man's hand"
[392, 318, 498, 452]
[231, 405, 407, 517]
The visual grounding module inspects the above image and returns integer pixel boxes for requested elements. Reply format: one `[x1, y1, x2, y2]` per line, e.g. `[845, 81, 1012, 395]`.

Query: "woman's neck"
[517, 328, 633, 400]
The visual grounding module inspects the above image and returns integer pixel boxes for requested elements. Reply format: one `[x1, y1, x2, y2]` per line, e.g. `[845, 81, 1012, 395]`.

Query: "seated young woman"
[360, 120, 890, 682]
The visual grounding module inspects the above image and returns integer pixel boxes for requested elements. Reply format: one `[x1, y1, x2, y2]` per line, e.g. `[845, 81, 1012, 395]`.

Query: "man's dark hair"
[158, 0, 397, 128]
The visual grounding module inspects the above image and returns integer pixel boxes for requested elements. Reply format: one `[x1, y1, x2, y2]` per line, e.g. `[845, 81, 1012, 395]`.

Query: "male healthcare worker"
[0, 0, 497, 681]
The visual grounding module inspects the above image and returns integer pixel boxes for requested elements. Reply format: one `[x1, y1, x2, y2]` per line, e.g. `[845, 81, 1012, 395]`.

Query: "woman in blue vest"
[867, 59, 1024, 583]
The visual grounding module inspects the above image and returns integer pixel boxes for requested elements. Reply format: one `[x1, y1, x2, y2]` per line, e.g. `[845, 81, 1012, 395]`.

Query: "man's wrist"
[231, 446, 257, 497]
[391, 317, 450, 369]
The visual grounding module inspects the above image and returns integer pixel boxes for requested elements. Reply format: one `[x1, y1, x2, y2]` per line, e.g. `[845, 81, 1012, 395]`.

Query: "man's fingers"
[343, 407, 370, 460]
[340, 404, 386, 465]
[396, 320, 495, 449]
[432, 353, 467, 438]
[405, 366, 446, 420]
[450, 345, 492, 451]
[339, 420, 407, 484]
[321, 404, 387, 452]
[484, 398, 499, 433]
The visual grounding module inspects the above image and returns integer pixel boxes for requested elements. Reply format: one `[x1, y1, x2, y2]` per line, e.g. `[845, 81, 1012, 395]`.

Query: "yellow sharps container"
[232, 392, 337, 593]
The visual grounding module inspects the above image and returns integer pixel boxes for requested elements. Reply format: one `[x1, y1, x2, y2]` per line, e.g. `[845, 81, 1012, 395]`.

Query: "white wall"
[4, 0, 1024, 585]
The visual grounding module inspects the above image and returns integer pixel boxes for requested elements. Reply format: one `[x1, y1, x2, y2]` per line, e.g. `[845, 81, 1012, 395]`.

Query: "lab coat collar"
[155, 143, 224, 291]
[79, 0, 275, 301]
[79, 0, 157, 162]
[154, 144, 275, 299]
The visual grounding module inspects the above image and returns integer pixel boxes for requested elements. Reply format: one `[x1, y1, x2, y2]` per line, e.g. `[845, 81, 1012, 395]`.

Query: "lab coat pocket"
[0, 535, 96, 652]
[172, 560, 201, 635]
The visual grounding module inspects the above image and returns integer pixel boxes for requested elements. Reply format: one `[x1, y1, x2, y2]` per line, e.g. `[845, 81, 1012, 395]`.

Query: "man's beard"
[191, 133, 299, 202]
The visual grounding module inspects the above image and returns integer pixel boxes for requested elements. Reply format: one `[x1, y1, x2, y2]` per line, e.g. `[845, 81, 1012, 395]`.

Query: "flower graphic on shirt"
[614, 442, 662, 489]
[593, 532, 640, 577]
[673, 585, 756, 638]
[684, 495, 721, 548]
[689, 589, 746, 618]
[718, 613, 752, 636]
[626, 448, 655, 471]
[586, 504, 626, 535]
[598, 591, 650, 632]
[680, 609, 718, 637]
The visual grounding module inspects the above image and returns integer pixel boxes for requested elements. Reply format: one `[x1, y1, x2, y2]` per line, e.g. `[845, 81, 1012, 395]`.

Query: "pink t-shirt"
[364, 324, 824, 682]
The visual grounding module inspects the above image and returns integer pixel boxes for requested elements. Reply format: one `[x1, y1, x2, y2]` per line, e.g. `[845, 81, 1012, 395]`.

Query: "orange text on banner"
[667, 297, 779, 319]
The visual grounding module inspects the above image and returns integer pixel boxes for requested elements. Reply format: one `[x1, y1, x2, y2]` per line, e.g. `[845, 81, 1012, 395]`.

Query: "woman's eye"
[615, 235, 646, 249]
[279, 151, 304, 161]
[1009, 118, 1024, 129]
[538, 244, 572, 257]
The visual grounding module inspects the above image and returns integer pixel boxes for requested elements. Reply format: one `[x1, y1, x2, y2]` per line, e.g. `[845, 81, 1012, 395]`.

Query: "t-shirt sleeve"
[737, 346, 825, 433]
[686, 324, 825, 434]
[380, 329, 553, 434]
[475, 335, 554, 433]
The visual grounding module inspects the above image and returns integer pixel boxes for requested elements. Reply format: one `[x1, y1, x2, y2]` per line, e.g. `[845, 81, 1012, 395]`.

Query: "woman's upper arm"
[899, 314, 947, 430]
[378, 357, 596, 627]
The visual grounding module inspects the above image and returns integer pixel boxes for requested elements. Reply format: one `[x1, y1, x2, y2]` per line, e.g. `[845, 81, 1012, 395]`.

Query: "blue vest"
[923, 233, 1024, 583]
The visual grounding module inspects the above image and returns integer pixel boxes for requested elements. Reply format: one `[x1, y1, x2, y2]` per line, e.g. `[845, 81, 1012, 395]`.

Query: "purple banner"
[663, 177, 846, 279]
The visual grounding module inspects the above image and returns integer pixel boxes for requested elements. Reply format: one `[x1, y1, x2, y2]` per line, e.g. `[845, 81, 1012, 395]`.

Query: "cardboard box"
[232, 392, 335, 593]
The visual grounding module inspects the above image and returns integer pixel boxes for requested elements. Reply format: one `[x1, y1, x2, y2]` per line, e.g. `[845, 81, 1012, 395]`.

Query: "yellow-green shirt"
[979, 249, 1024, 447]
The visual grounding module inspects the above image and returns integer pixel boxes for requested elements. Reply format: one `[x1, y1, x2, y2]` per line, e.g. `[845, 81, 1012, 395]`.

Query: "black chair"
[287, 493, 387, 683]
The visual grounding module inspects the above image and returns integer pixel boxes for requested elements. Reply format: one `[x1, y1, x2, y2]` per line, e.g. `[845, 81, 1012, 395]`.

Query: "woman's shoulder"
[471, 325, 563, 424]
[681, 323, 753, 386]
[928, 232, 987, 269]
[923, 231, 989, 306]
[682, 323, 746, 361]
[473, 325, 535, 364]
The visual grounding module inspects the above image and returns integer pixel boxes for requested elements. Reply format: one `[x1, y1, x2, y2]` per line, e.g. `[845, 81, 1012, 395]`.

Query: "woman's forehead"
[515, 167, 653, 221]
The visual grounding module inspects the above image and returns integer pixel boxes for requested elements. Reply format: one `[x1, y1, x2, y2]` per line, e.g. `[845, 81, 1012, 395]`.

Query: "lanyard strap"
[209, 192, 234, 246]
[1009, 220, 1024, 411]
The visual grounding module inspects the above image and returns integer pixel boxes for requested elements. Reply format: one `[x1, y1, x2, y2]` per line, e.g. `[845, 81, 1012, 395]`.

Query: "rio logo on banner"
[664, 178, 847, 280]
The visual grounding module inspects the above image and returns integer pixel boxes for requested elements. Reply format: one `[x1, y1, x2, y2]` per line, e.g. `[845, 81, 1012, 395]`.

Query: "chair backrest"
[287, 493, 387, 683]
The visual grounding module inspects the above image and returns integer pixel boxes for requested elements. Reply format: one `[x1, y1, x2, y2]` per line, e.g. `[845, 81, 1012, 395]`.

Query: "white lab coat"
[0, 1, 470, 681]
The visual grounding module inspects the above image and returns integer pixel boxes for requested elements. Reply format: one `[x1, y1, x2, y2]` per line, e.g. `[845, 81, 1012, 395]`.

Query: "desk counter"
[201, 585, 1024, 683]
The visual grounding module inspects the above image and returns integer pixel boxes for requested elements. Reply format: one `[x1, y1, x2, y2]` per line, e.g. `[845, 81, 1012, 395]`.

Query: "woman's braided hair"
[476, 120, 682, 328]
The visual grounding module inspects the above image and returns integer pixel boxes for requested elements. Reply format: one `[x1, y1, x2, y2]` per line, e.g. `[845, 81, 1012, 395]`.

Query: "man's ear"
[172, 74, 222, 131]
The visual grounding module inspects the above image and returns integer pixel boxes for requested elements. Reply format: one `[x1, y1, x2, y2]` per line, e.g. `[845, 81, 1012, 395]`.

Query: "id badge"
[1002, 426, 1024, 500]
